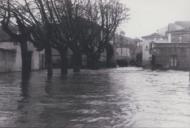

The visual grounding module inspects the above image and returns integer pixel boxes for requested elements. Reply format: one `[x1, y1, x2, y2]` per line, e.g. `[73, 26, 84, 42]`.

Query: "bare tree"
[0, 0, 129, 80]
[78, 0, 129, 68]
[0, 0, 34, 80]
[98, 0, 129, 67]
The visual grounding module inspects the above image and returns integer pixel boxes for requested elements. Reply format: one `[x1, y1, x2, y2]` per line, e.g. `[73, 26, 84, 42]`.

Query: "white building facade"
[141, 33, 168, 67]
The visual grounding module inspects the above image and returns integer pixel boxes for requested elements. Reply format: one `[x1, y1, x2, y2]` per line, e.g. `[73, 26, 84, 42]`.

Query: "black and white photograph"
[0, 0, 189, 127]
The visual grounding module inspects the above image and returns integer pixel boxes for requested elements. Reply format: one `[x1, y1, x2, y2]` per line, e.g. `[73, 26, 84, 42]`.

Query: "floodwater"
[0, 67, 190, 128]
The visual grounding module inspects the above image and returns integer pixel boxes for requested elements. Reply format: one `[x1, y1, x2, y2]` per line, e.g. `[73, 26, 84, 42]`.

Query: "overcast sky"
[119, 0, 190, 38]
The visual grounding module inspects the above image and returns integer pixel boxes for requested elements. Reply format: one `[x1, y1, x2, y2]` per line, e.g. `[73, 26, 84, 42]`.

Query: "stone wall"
[152, 43, 190, 70]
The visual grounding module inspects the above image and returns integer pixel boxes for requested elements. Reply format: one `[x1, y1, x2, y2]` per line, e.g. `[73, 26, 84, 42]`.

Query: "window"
[169, 55, 177, 68]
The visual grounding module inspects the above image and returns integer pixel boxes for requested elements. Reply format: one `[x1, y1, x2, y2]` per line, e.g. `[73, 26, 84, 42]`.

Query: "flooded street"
[0, 67, 190, 128]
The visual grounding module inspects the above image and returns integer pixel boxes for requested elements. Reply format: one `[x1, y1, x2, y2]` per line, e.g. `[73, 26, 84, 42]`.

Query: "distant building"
[167, 21, 190, 43]
[141, 33, 168, 67]
[114, 34, 142, 66]
[149, 21, 190, 70]
[114, 35, 131, 61]
[151, 43, 190, 70]
[142, 33, 167, 42]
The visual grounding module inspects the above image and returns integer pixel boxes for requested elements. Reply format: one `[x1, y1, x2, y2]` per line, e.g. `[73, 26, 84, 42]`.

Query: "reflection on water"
[0, 67, 190, 128]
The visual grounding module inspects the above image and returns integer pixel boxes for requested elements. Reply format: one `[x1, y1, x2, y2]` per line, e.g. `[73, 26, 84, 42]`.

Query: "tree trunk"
[151, 55, 156, 70]
[59, 49, 68, 76]
[20, 41, 31, 81]
[72, 51, 82, 72]
[106, 44, 114, 68]
[106, 49, 111, 67]
[45, 46, 53, 79]
[87, 53, 99, 69]
[87, 53, 93, 69]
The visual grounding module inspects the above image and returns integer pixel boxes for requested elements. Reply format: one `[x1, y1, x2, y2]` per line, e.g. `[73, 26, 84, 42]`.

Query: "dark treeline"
[0, 0, 129, 80]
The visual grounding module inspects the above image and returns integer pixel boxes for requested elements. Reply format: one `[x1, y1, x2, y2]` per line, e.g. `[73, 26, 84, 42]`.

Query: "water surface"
[0, 67, 190, 128]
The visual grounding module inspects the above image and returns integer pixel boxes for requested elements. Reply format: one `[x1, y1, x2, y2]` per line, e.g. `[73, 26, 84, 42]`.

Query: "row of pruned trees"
[0, 0, 129, 80]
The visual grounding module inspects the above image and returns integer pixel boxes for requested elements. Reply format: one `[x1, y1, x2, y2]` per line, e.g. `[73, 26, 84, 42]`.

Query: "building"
[151, 43, 190, 70]
[141, 33, 168, 67]
[167, 21, 190, 43]
[0, 28, 44, 72]
[114, 35, 131, 63]
[150, 21, 190, 70]
[114, 34, 142, 66]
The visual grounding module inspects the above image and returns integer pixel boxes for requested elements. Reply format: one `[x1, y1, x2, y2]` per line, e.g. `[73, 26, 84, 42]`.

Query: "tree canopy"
[0, 0, 129, 78]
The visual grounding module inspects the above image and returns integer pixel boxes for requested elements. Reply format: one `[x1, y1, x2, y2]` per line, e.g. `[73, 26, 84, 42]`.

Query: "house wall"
[0, 42, 42, 72]
[168, 33, 172, 43]
[169, 31, 190, 43]
[0, 49, 16, 72]
[141, 41, 151, 67]
[13, 44, 22, 71]
[141, 35, 168, 67]
[153, 43, 190, 70]
[31, 51, 42, 70]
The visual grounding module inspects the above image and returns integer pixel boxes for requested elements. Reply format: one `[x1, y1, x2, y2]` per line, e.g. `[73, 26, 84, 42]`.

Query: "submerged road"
[0, 67, 190, 128]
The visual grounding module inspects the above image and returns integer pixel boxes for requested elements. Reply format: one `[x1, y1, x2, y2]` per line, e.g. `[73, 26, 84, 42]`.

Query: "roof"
[115, 34, 141, 44]
[142, 33, 166, 39]
[175, 21, 190, 29]
[168, 21, 190, 32]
